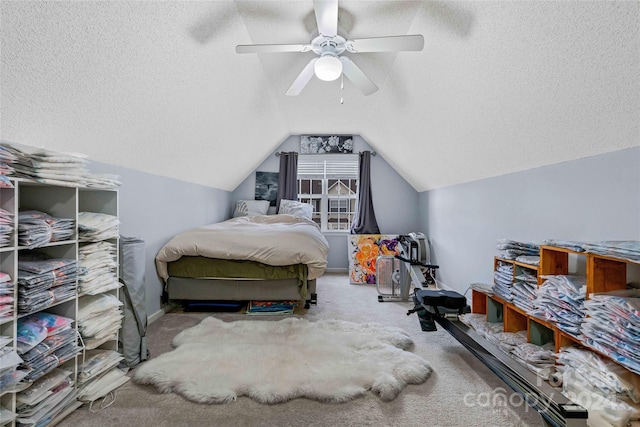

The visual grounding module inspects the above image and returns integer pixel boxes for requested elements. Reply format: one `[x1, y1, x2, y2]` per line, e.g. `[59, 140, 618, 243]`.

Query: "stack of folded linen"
[0, 209, 13, 247]
[18, 210, 74, 248]
[542, 239, 587, 252]
[580, 289, 640, 376]
[77, 293, 123, 350]
[511, 270, 538, 312]
[531, 275, 586, 335]
[78, 212, 119, 242]
[0, 334, 25, 406]
[458, 313, 554, 380]
[0, 272, 13, 320]
[16, 312, 80, 382]
[77, 349, 129, 404]
[0, 144, 17, 176]
[78, 242, 120, 295]
[497, 239, 539, 260]
[556, 346, 640, 427]
[0, 141, 121, 189]
[81, 172, 122, 189]
[17, 257, 78, 315]
[15, 368, 79, 427]
[583, 241, 640, 263]
[0, 141, 89, 186]
[493, 262, 514, 301]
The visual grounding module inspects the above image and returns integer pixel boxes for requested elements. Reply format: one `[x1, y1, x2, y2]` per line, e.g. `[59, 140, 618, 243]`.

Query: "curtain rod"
[275, 151, 376, 156]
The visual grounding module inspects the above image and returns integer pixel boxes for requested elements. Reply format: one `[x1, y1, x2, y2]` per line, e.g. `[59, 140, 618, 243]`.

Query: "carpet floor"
[59, 274, 543, 427]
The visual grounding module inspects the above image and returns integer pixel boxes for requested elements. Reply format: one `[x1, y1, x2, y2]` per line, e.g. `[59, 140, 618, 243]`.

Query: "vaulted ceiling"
[1, 1, 638, 192]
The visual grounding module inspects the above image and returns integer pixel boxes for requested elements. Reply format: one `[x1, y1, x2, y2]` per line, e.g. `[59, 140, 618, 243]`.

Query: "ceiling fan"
[235, 0, 424, 96]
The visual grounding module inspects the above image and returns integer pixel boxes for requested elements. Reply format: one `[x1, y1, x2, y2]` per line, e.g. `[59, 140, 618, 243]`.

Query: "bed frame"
[166, 277, 318, 309]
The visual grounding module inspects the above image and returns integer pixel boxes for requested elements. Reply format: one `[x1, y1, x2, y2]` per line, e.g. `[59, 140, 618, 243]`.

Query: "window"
[297, 154, 359, 232]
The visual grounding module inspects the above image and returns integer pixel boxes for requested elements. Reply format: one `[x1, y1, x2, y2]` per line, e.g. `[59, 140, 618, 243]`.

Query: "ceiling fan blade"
[313, 0, 338, 37]
[340, 57, 378, 96]
[236, 43, 311, 54]
[346, 35, 425, 53]
[286, 58, 318, 96]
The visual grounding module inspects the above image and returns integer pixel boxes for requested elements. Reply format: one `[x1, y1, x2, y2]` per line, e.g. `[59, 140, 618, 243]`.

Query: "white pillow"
[233, 200, 270, 217]
[278, 199, 313, 220]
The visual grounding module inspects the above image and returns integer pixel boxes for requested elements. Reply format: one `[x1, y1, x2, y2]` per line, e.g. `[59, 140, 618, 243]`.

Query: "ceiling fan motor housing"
[311, 34, 346, 56]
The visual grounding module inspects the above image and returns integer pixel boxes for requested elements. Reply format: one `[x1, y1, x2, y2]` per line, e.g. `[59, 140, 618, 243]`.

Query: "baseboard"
[147, 308, 165, 325]
[325, 268, 349, 274]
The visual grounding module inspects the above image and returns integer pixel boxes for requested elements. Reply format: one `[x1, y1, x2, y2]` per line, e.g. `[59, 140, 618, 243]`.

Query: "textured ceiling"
[1, 1, 638, 192]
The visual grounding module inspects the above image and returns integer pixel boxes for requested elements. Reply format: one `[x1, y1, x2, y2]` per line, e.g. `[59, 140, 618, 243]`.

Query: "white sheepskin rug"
[133, 317, 432, 404]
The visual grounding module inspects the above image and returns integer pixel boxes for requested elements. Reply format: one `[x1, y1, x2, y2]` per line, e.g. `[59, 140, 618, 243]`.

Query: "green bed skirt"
[167, 257, 309, 299]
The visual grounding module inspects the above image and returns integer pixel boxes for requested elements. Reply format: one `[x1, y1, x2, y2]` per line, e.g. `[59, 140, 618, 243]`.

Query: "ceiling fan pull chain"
[340, 74, 344, 104]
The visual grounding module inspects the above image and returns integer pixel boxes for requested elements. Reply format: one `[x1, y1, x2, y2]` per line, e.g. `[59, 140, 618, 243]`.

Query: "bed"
[155, 213, 330, 308]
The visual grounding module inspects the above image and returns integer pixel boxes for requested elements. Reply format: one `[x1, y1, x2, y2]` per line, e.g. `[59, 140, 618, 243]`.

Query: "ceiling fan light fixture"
[314, 54, 342, 81]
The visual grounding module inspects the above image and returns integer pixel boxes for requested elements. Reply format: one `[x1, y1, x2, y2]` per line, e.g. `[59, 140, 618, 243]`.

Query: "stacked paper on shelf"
[15, 368, 79, 427]
[493, 262, 514, 301]
[580, 289, 640, 377]
[78, 293, 123, 350]
[511, 270, 538, 312]
[17, 257, 78, 315]
[18, 210, 75, 248]
[583, 241, 640, 263]
[556, 347, 640, 427]
[0, 208, 13, 248]
[531, 275, 586, 335]
[78, 242, 120, 295]
[0, 272, 13, 320]
[78, 212, 119, 242]
[497, 239, 539, 260]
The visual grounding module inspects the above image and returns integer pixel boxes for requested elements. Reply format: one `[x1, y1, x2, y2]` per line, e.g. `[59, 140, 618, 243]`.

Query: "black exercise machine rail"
[430, 314, 588, 427]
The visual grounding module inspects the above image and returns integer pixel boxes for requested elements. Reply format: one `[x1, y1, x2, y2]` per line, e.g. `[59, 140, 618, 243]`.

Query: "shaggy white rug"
[133, 317, 432, 404]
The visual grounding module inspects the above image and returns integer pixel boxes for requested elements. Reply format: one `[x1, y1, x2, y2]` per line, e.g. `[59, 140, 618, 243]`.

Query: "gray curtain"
[276, 152, 298, 211]
[351, 151, 380, 234]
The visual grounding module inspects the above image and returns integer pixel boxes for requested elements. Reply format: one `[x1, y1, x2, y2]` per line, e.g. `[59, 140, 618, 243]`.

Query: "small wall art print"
[349, 234, 400, 284]
[255, 171, 279, 206]
[300, 135, 354, 154]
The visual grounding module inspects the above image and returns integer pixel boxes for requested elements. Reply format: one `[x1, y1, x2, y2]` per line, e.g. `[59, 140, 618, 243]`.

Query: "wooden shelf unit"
[472, 244, 640, 373]
[0, 178, 121, 427]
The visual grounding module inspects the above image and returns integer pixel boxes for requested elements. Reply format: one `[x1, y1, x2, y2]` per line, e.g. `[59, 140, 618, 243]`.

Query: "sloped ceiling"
[1, 1, 638, 192]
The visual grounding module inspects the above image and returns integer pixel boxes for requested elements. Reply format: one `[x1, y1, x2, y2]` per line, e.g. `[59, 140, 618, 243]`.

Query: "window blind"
[298, 154, 359, 179]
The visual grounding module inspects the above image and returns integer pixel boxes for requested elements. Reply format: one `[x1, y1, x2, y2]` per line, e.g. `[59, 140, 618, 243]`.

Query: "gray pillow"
[233, 200, 270, 217]
[278, 199, 313, 220]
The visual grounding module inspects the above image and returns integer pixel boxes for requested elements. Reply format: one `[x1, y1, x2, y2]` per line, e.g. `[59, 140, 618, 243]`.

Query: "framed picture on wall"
[300, 135, 353, 154]
[255, 171, 278, 206]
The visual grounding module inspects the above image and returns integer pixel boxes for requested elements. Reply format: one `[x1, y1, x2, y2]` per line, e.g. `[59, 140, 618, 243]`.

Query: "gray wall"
[231, 135, 420, 270]
[418, 147, 640, 295]
[89, 161, 231, 317]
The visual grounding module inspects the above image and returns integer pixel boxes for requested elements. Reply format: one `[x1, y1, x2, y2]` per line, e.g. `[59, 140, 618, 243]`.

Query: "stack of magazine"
[246, 300, 297, 315]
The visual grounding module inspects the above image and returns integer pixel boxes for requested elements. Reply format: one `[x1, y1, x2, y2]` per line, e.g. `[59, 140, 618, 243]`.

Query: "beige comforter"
[155, 214, 330, 281]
